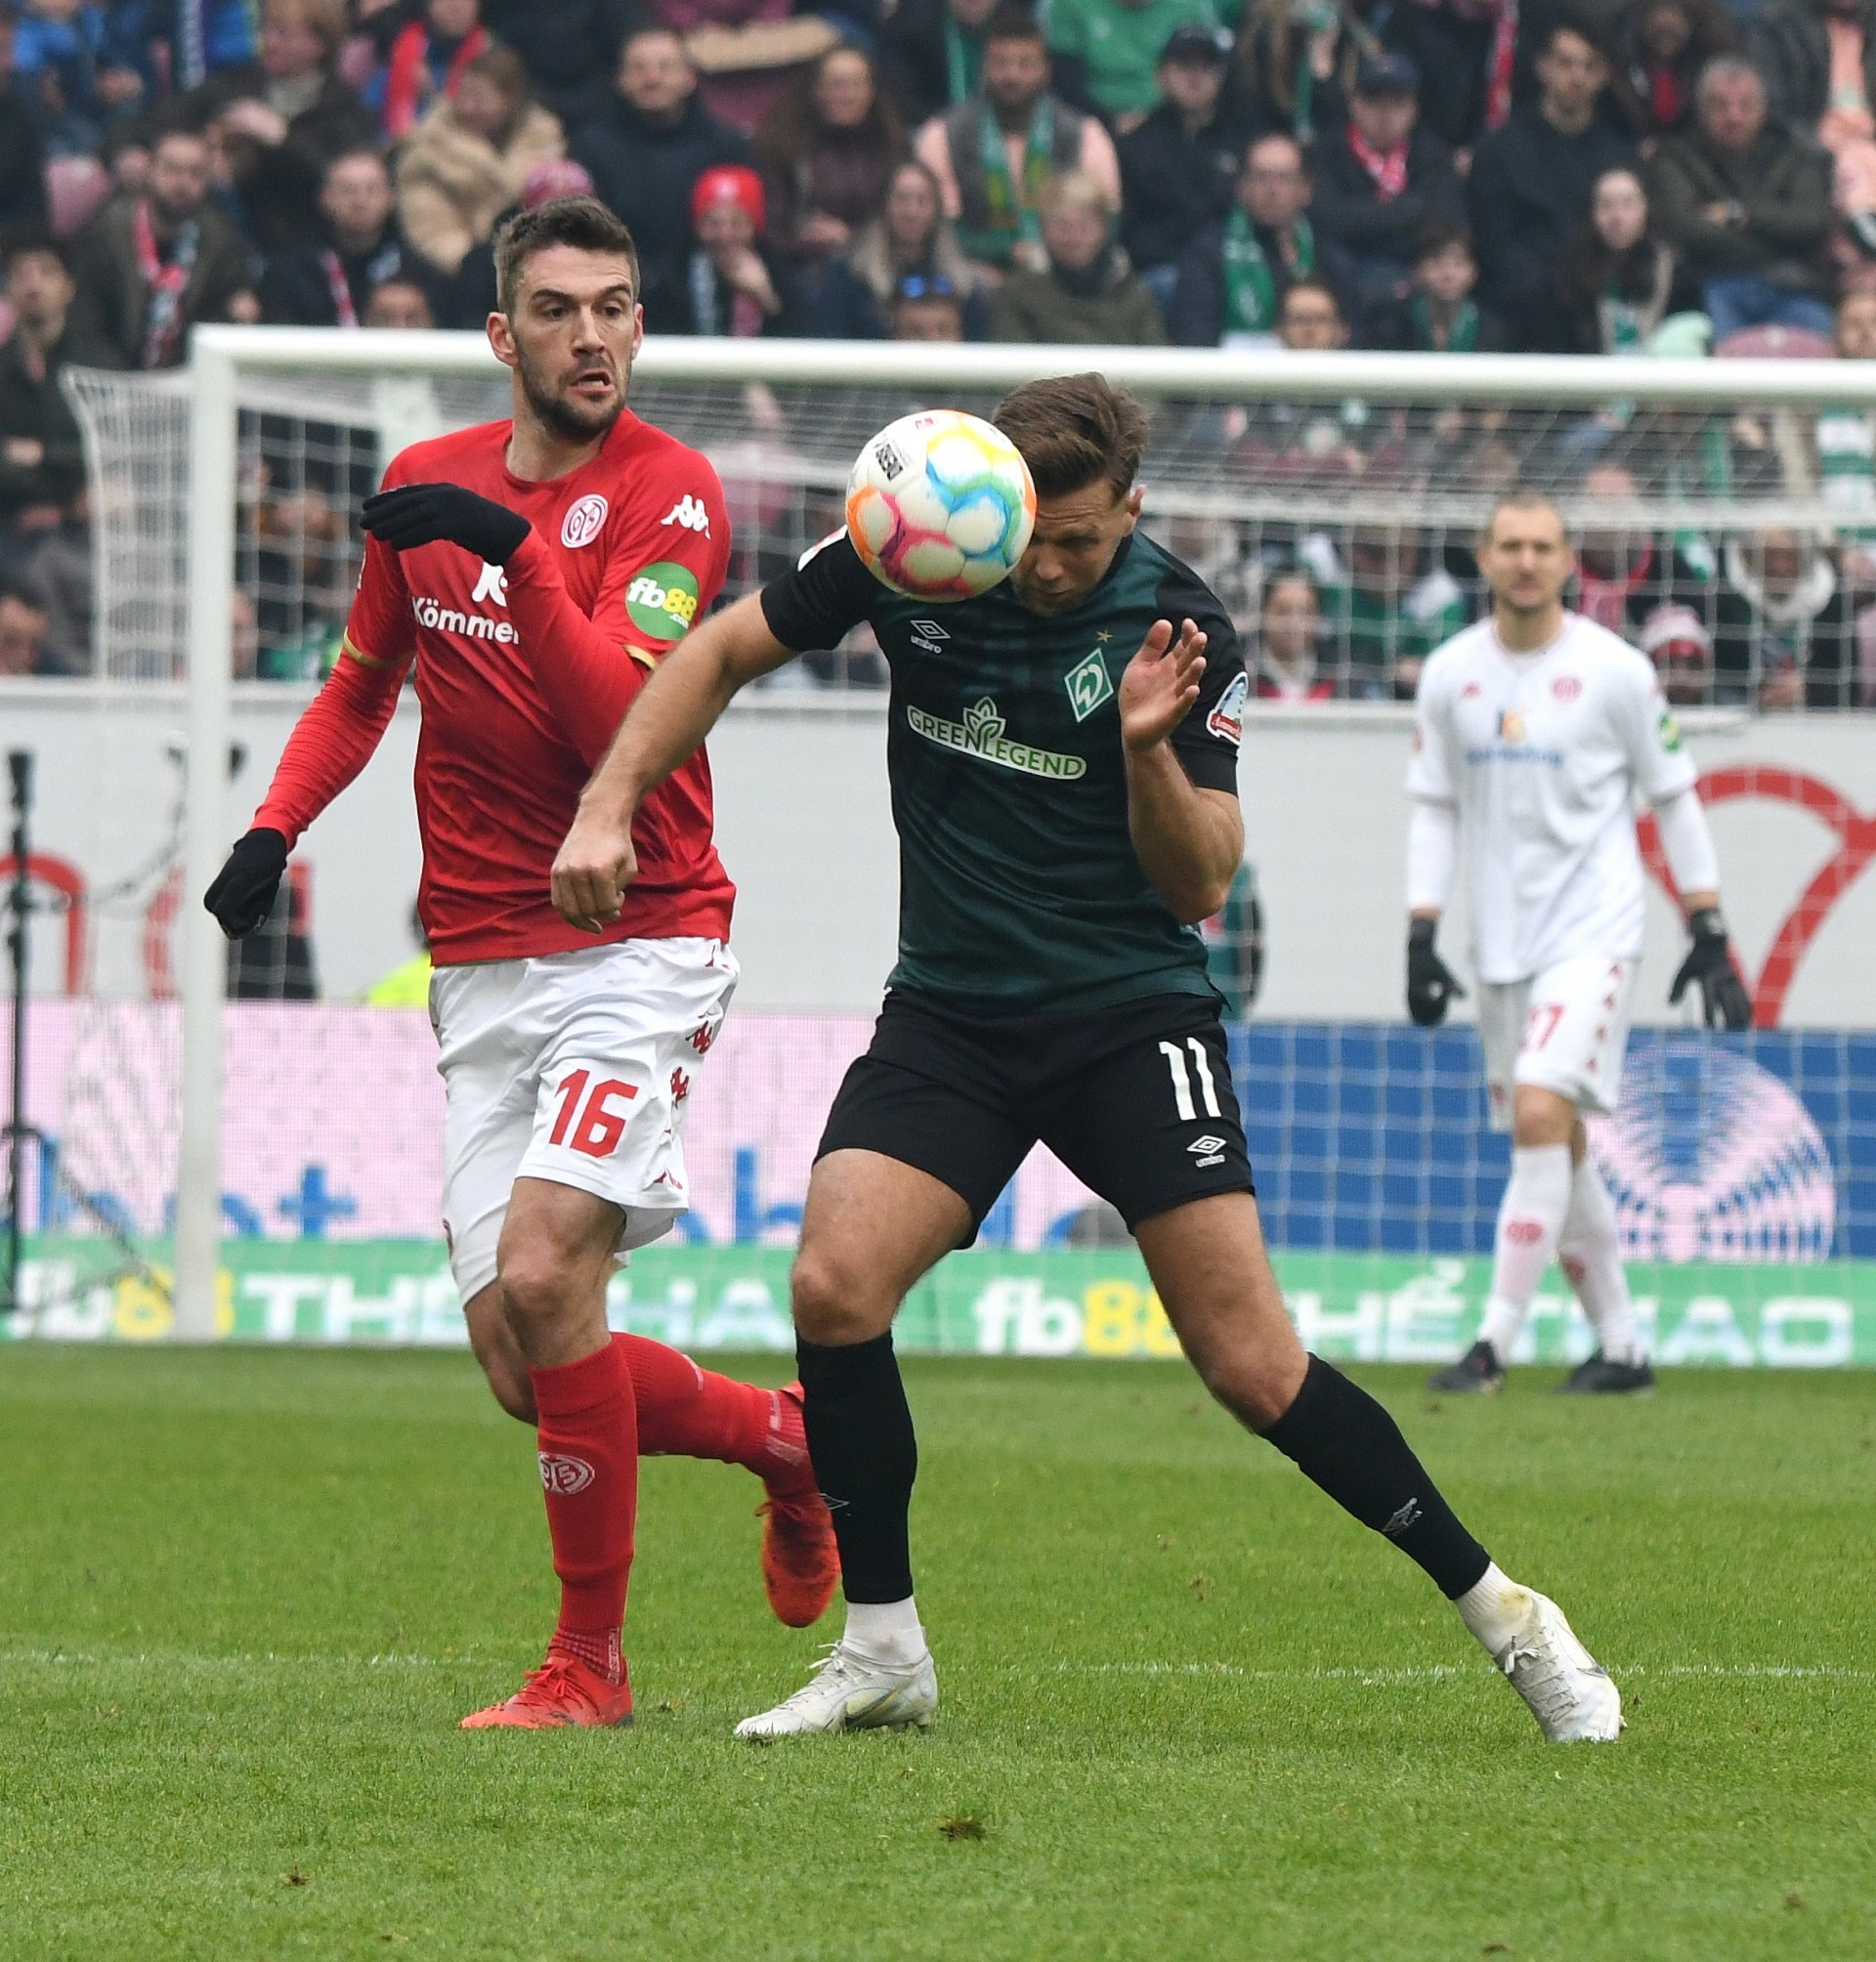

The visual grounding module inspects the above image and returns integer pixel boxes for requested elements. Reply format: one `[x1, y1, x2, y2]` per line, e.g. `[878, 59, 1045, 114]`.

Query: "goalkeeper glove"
[361, 483, 531, 564]
[203, 827, 288, 940]
[1669, 907, 1752, 1030]
[1406, 917, 1465, 1027]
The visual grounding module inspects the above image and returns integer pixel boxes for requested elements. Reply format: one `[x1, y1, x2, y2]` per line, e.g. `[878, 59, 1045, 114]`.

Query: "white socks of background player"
[1478, 1144, 1572, 1358]
[844, 1597, 928, 1668]
[1557, 1155, 1644, 1365]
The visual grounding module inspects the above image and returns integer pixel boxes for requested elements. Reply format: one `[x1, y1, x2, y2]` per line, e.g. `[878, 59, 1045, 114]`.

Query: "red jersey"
[256, 408, 735, 965]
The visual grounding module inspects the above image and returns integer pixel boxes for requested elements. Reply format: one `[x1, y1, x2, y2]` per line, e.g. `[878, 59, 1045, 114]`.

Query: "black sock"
[1260, 1353, 1491, 1599]
[796, 1331, 917, 1604]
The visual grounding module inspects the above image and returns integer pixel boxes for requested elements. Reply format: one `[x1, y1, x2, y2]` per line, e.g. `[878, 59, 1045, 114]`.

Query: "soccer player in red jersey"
[204, 197, 836, 1729]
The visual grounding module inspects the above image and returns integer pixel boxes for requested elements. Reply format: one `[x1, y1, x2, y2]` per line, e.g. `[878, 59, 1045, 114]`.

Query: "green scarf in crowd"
[945, 17, 983, 105]
[977, 98, 1057, 250]
[1410, 294, 1478, 352]
[1221, 209, 1314, 335]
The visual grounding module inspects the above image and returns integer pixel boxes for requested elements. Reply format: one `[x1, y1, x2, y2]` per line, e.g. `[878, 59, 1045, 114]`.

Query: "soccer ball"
[845, 410, 1037, 602]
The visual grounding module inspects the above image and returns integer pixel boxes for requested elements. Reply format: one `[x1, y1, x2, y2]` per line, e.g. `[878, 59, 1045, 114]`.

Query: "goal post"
[95, 327, 1876, 1339]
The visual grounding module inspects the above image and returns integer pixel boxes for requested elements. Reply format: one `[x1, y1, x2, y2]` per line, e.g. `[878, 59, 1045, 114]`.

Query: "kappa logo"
[1461, 681, 1482, 700]
[1553, 673, 1582, 702]
[538, 1453, 596, 1495]
[471, 560, 507, 607]
[561, 494, 609, 549]
[669, 1066, 691, 1106]
[1187, 1133, 1227, 1168]
[661, 493, 711, 535]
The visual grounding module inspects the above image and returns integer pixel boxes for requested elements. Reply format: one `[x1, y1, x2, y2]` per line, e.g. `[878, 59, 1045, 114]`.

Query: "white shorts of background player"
[430, 937, 738, 1302]
[1474, 951, 1637, 1134]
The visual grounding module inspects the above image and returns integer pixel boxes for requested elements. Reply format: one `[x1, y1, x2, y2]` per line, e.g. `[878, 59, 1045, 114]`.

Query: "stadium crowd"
[2, 0, 1876, 702]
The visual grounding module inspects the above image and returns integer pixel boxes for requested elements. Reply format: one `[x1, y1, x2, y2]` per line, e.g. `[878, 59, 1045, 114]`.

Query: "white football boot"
[734, 1642, 938, 1739]
[1493, 1591, 1623, 1742]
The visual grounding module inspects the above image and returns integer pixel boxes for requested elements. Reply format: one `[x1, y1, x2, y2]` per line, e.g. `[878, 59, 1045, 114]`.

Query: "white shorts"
[430, 936, 738, 1302]
[1475, 952, 1635, 1132]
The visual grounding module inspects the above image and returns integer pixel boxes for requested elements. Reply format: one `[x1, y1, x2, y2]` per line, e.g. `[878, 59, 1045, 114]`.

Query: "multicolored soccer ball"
[845, 410, 1037, 602]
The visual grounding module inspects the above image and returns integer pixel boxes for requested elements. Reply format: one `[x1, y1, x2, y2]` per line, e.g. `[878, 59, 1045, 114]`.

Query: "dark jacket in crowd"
[877, 0, 986, 131]
[571, 94, 749, 331]
[1749, 0, 1876, 130]
[987, 247, 1168, 345]
[1712, 541, 1859, 706]
[1646, 117, 1833, 291]
[1116, 102, 1250, 275]
[258, 219, 442, 326]
[1166, 215, 1315, 345]
[1607, 0, 1736, 141]
[1364, 291, 1508, 351]
[0, 86, 50, 237]
[1307, 122, 1463, 275]
[65, 198, 254, 368]
[0, 323, 116, 523]
[1468, 108, 1636, 349]
[1552, 233, 1704, 353]
[481, 0, 639, 129]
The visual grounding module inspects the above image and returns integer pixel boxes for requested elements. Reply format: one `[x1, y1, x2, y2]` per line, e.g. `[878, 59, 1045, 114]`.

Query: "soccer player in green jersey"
[551, 374, 1622, 1745]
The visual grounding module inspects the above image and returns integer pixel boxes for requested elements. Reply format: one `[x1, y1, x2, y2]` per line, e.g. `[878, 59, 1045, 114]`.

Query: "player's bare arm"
[552, 593, 795, 931]
[1120, 616, 1243, 924]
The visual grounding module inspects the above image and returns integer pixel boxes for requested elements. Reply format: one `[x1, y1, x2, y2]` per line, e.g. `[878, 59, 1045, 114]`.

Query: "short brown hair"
[993, 372, 1148, 500]
[1478, 489, 1567, 545]
[494, 195, 641, 315]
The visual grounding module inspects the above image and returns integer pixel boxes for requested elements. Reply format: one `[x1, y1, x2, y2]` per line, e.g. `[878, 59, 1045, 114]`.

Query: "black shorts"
[817, 989, 1256, 1238]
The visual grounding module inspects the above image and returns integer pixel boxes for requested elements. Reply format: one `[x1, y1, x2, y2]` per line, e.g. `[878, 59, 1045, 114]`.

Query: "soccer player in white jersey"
[1406, 490, 1751, 1395]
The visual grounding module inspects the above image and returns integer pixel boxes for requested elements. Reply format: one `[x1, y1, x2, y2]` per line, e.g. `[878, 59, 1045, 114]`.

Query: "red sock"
[530, 1341, 637, 1683]
[613, 1333, 811, 1489]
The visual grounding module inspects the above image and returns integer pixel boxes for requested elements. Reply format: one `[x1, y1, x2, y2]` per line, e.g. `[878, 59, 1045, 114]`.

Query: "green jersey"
[760, 531, 1247, 1014]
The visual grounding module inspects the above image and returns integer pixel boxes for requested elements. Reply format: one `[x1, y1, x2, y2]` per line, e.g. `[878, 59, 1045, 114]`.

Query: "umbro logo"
[1188, 1133, 1227, 1167]
[911, 618, 950, 656]
[661, 493, 711, 535]
[472, 560, 507, 607]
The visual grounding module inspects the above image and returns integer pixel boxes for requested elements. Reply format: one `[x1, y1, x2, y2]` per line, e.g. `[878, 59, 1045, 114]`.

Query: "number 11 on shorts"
[548, 1066, 639, 1159]
[1159, 1039, 1221, 1121]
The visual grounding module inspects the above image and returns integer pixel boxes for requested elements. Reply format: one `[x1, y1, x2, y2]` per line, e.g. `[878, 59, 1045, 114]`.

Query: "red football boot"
[459, 1650, 634, 1730]
[756, 1383, 839, 1629]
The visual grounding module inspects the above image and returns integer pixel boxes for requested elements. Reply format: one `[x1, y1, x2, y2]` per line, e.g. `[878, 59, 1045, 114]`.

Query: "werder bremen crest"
[907, 696, 1087, 779]
[1064, 649, 1115, 722]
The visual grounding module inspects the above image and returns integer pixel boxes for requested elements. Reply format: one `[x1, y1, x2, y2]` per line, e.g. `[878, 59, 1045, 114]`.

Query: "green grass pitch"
[0, 1347, 1871, 1960]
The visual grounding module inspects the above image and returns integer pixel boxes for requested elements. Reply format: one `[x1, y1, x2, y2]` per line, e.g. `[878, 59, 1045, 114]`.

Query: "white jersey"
[1406, 612, 1696, 983]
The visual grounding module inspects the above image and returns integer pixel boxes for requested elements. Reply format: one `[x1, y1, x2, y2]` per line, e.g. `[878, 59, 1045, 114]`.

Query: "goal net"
[5, 334, 1870, 1366]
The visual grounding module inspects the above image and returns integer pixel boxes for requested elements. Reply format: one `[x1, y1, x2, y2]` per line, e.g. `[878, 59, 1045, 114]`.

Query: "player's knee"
[790, 1247, 892, 1346]
[497, 1244, 582, 1337]
[1511, 1085, 1576, 1148]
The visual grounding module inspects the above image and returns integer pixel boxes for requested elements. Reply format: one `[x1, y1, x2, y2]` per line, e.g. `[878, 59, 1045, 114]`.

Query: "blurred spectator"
[1275, 271, 1345, 346]
[1608, 0, 1736, 145]
[0, 5, 52, 237]
[1045, 0, 1231, 128]
[987, 167, 1167, 340]
[0, 568, 50, 673]
[152, 0, 259, 90]
[190, 0, 377, 252]
[1751, 0, 1876, 252]
[396, 47, 563, 280]
[571, 23, 748, 332]
[1649, 56, 1834, 340]
[880, 0, 998, 131]
[1383, 0, 1513, 153]
[1572, 460, 1710, 636]
[11, 0, 135, 156]
[363, 273, 436, 325]
[1554, 162, 1704, 351]
[1366, 218, 1503, 347]
[1714, 526, 1857, 704]
[97, 105, 149, 195]
[66, 122, 257, 367]
[365, 0, 489, 143]
[675, 160, 791, 332]
[1250, 567, 1335, 698]
[815, 156, 981, 335]
[1639, 600, 1716, 702]
[1117, 24, 1247, 303]
[261, 145, 435, 324]
[651, 0, 838, 138]
[1817, 286, 1876, 527]
[889, 269, 968, 336]
[479, 0, 630, 131]
[914, 6, 1121, 281]
[1469, 16, 1635, 350]
[1170, 129, 1317, 346]
[756, 45, 906, 306]
[1310, 522, 1466, 697]
[1230, 0, 1366, 147]
[1308, 51, 1462, 334]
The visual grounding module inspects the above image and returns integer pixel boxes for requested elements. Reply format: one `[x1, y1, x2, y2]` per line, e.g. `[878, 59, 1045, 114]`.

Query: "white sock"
[1478, 1142, 1573, 1357]
[1453, 1561, 1533, 1659]
[1557, 1156, 1642, 1364]
[843, 1597, 925, 1665]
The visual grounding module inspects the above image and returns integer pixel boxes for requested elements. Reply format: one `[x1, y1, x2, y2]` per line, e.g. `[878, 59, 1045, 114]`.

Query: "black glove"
[361, 483, 531, 564]
[1670, 907, 1752, 1030]
[204, 827, 288, 940]
[1406, 917, 1466, 1027]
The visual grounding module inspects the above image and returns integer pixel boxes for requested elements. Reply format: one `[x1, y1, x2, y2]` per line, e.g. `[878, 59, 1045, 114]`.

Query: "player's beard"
[516, 344, 631, 447]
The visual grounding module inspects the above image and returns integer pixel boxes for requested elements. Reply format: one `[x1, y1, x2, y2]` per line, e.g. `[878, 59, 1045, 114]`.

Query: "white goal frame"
[171, 328, 1876, 1336]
